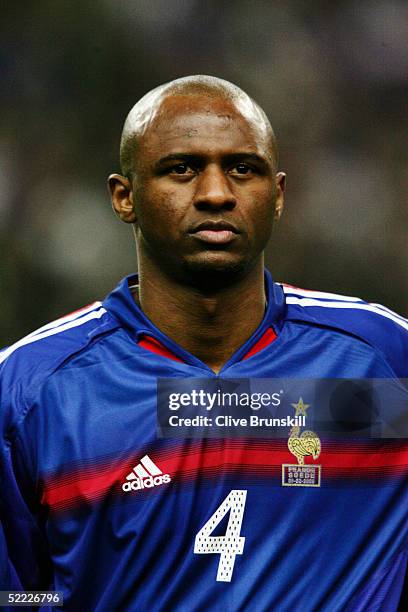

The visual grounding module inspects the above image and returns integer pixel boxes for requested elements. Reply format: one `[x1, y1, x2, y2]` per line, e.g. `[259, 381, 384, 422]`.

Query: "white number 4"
[194, 489, 247, 582]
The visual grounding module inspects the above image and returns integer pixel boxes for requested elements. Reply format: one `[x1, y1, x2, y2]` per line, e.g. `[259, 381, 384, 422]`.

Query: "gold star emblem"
[291, 397, 310, 417]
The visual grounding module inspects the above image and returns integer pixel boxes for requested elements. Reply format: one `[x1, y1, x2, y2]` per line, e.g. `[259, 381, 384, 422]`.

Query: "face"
[110, 94, 285, 285]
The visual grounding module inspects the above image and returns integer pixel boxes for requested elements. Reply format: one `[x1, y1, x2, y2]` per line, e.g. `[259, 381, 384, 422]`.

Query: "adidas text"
[122, 474, 171, 492]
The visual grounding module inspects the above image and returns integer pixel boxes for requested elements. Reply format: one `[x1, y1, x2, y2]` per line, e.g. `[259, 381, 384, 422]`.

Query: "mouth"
[189, 220, 239, 245]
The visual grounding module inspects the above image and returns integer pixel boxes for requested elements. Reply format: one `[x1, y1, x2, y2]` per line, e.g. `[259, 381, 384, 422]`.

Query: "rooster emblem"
[287, 398, 321, 465]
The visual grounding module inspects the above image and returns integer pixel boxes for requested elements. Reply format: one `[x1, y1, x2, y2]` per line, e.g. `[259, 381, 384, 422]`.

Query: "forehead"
[138, 94, 272, 160]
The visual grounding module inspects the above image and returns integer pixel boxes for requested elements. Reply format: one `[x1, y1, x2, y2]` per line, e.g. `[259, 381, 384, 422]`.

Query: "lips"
[189, 220, 239, 245]
[191, 220, 239, 233]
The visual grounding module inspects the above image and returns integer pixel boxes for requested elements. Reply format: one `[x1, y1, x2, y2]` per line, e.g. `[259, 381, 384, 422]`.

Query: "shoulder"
[0, 302, 118, 408]
[280, 284, 408, 378]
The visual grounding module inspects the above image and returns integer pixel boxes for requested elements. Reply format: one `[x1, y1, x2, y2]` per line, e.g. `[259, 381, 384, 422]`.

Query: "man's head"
[109, 75, 285, 288]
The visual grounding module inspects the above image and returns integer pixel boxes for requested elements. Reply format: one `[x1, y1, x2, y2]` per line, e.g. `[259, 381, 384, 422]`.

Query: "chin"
[180, 255, 256, 291]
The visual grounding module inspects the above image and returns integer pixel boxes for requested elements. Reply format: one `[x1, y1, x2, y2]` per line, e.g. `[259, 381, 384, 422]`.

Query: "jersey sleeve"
[0, 366, 52, 590]
[282, 285, 408, 378]
[0, 304, 112, 592]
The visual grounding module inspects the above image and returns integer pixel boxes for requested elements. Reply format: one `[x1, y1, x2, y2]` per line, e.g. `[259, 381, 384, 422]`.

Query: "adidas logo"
[122, 455, 171, 492]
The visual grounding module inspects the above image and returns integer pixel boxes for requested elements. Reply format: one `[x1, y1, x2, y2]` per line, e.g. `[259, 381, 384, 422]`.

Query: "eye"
[170, 163, 194, 175]
[231, 163, 254, 175]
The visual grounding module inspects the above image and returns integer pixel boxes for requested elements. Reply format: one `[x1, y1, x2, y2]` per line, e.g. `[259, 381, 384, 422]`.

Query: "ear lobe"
[274, 172, 286, 222]
[274, 203, 283, 222]
[108, 174, 137, 223]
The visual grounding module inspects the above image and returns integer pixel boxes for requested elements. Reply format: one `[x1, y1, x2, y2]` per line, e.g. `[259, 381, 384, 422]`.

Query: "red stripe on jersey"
[138, 327, 277, 364]
[42, 440, 408, 511]
[65, 302, 100, 317]
[281, 283, 303, 290]
[242, 327, 277, 360]
[138, 335, 184, 363]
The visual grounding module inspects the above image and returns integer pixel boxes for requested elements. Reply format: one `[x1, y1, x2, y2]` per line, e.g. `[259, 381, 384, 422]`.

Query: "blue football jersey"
[1, 270, 407, 611]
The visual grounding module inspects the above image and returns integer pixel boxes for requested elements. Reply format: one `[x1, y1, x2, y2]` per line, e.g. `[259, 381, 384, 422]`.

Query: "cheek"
[246, 190, 276, 232]
[134, 187, 183, 242]
[239, 194, 275, 254]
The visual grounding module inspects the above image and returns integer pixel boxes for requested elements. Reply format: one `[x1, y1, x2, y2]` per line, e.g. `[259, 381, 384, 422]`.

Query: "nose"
[193, 165, 236, 211]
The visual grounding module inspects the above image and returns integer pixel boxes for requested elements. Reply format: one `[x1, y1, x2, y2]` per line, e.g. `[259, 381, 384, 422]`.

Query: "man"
[1, 76, 407, 611]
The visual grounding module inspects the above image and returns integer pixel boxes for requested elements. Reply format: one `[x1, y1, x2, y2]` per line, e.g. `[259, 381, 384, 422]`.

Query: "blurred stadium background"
[1, 0, 407, 345]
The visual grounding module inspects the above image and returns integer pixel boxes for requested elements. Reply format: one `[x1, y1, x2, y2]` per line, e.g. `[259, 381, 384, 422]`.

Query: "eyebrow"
[153, 152, 270, 169]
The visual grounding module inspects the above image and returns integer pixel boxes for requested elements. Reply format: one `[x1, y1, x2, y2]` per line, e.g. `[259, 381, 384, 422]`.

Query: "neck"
[136, 258, 267, 373]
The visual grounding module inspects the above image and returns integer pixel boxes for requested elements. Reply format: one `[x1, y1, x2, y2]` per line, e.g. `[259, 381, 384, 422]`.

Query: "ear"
[274, 172, 286, 221]
[107, 174, 137, 223]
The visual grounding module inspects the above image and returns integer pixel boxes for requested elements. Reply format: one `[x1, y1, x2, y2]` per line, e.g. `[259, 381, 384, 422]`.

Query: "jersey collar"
[103, 269, 286, 369]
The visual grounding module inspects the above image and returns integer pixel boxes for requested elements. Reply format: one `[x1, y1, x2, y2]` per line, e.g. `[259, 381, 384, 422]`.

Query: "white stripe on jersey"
[26, 302, 103, 338]
[369, 303, 408, 325]
[281, 285, 361, 302]
[286, 297, 408, 331]
[0, 307, 107, 365]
